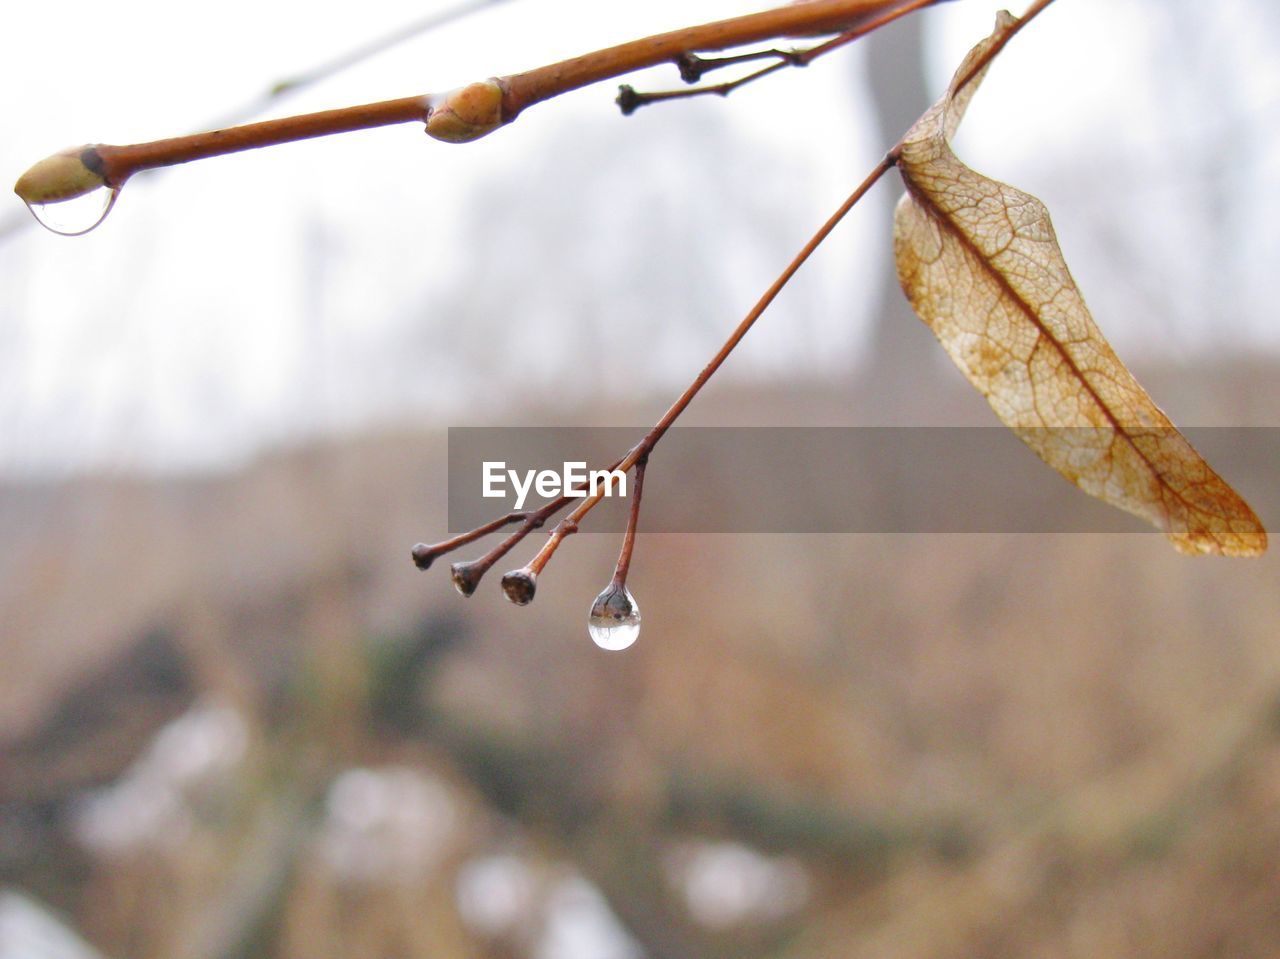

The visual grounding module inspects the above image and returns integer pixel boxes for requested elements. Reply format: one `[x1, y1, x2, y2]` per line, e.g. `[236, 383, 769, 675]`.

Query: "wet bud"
[450, 560, 487, 597]
[500, 568, 537, 606]
[15, 146, 106, 204]
[425, 79, 505, 143]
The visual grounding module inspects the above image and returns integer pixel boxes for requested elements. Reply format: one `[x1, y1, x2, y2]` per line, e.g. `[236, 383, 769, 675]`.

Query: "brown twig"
[609, 455, 647, 589]
[673, 47, 804, 84]
[9, 0, 511, 218]
[496, 455, 643, 603]
[450, 503, 559, 598]
[407, 0, 1063, 604]
[424, 0, 1064, 601]
[500, 0, 941, 116]
[416, 456, 626, 595]
[99, 98, 433, 185]
[618, 0, 940, 115]
[411, 511, 532, 571]
[16, 0, 943, 203]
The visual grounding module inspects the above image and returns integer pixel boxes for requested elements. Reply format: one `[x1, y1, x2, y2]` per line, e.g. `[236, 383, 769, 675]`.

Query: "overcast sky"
[1, 0, 1277, 474]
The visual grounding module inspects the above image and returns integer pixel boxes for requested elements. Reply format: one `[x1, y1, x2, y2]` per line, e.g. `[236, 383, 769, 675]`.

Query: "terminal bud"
[500, 568, 538, 606]
[15, 146, 106, 204]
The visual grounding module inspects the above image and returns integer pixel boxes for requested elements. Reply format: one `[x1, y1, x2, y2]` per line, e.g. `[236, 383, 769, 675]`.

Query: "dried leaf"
[892, 12, 1266, 556]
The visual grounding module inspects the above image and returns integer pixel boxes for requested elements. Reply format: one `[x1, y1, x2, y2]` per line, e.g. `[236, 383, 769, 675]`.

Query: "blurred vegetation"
[2, 3, 1278, 956]
[2, 363, 1279, 959]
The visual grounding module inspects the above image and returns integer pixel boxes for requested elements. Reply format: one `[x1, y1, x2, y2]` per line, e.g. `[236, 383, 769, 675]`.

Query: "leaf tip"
[1166, 499, 1268, 557]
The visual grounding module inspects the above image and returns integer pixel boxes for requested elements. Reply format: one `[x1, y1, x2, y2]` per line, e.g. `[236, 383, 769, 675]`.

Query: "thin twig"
[16, 0, 943, 198]
[5, 0, 511, 240]
[422, 0, 1060, 596]
[673, 47, 803, 84]
[412, 510, 530, 571]
[618, 0, 939, 115]
[430, 456, 627, 594]
[450, 496, 572, 596]
[610, 455, 648, 588]
[618, 60, 794, 114]
[520, 154, 897, 579]
[500, 0, 942, 115]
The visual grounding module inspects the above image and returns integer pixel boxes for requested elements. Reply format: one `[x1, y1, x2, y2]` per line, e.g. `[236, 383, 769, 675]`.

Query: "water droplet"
[588, 583, 641, 651]
[26, 187, 118, 236]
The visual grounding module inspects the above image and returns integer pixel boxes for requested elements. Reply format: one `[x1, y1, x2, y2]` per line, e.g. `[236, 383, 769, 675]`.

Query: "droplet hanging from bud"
[15, 145, 119, 236]
[587, 583, 641, 651]
[23, 187, 120, 237]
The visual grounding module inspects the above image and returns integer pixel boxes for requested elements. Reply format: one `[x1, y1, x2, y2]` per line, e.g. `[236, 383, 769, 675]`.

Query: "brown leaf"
[892, 12, 1266, 556]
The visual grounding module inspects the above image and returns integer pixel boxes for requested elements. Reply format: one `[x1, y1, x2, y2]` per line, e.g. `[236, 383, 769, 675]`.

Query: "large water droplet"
[26, 187, 118, 236]
[588, 583, 641, 651]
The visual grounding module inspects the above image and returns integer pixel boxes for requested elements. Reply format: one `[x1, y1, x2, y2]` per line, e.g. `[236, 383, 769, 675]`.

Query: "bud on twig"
[14, 146, 106, 204]
[425, 79, 506, 143]
[500, 568, 538, 605]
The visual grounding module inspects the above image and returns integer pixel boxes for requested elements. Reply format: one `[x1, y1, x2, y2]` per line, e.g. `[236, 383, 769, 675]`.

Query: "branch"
[500, 0, 937, 116]
[407, 0, 1068, 598]
[414, 155, 895, 593]
[15, 0, 943, 205]
[2, 0, 511, 242]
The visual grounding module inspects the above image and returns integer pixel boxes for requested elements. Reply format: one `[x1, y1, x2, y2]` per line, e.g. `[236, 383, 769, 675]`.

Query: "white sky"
[1, 0, 1277, 474]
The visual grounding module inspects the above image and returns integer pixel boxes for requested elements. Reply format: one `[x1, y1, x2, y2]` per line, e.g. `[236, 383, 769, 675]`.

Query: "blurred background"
[2, 0, 1280, 956]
